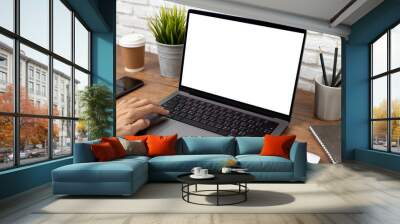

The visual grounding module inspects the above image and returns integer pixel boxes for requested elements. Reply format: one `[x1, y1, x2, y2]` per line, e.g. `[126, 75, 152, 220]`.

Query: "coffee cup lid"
[119, 33, 146, 48]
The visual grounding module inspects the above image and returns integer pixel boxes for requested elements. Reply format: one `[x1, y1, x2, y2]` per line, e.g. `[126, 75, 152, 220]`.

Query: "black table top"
[177, 173, 255, 185]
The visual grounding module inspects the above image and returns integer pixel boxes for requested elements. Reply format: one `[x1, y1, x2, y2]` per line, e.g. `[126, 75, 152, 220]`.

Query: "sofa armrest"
[73, 141, 99, 163]
[289, 142, 307, 182]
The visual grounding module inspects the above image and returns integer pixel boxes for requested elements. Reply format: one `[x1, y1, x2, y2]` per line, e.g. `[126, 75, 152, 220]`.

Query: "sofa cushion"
[53, 158, 148, 183]
[101, 137, 127, 158]
[73, 140, 100, 163]
[116, 155, 150, 163]
[119, 138, 147, 156]
[178, 137, 235, 155]
[149, 154, 235, 172]
[260, 135, 296, 159]
[91, 142, 118, 162]
[147, 134, 178, 157]
[236, 137, 263, 155]
[236, 155, 293, 172]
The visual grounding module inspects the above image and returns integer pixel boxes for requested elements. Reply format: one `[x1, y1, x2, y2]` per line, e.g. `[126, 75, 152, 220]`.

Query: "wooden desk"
[117, 50, 339, 163]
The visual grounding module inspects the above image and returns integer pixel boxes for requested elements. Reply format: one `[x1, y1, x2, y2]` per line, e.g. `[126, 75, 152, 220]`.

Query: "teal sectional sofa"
[52, 137, 307, 196]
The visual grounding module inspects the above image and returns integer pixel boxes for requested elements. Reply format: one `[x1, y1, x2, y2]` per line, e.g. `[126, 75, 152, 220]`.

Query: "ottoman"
[52, 156, 148, 196]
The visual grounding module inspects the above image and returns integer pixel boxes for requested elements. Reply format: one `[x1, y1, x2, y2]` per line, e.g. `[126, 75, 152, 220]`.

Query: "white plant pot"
[314, 75, 341, 121]
[157, 42, 184, 78]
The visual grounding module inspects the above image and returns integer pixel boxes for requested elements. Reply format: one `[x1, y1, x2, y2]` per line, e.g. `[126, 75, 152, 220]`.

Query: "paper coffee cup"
[119, 34, 145, 73]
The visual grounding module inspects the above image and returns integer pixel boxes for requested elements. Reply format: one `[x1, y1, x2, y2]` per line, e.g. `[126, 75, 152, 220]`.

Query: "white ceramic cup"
[191, 167, 202, 176]
[221, 167, 232, 174]
[200, 169, 208, 176]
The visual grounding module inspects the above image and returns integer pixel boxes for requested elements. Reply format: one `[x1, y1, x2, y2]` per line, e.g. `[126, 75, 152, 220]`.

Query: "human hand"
[117, 98, 169, 136]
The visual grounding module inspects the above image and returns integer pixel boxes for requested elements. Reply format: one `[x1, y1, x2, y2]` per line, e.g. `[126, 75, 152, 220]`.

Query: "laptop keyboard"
[161, 95, 279, 136]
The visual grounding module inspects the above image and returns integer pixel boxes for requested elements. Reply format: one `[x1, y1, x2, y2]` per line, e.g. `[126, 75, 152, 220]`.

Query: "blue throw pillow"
[179, 137, 235, 155]
[236, 137, 263, 155]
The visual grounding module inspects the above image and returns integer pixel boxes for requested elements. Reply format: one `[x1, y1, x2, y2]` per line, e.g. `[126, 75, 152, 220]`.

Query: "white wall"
[116, 0, 341, 92]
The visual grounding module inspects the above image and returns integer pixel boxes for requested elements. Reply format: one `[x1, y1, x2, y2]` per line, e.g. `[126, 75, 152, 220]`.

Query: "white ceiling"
[226, 0, 352, 23]
[171, 0, 384, 37]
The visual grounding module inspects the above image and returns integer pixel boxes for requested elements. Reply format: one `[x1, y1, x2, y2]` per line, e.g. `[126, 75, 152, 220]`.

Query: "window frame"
[370, 21, 400, 154]
[0, 0, 92, 171]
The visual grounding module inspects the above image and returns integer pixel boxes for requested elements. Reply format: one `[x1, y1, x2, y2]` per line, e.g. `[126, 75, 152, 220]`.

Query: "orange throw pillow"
[146, 134, 177, 157]
[124, 135, 148, 142]
[101, 137, 126, 158]
[259, 134, 296, 159]
[91, 142, 117, 162]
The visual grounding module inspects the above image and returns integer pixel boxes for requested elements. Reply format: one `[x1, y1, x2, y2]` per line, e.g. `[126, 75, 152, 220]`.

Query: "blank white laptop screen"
[180, 13, 305, 116]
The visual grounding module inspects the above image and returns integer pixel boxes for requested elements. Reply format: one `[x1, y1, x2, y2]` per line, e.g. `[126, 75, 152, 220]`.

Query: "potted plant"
[315, 46, 341, 120]
[149, 6, 186, 77]
[79, 84, 113, 140]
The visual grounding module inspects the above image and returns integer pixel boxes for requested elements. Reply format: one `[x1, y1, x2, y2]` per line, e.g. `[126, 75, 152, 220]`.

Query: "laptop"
[146, 9, 306, 137]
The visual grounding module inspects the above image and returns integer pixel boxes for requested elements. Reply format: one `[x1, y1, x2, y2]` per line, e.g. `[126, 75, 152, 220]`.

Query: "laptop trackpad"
[145, 118, 220, 137]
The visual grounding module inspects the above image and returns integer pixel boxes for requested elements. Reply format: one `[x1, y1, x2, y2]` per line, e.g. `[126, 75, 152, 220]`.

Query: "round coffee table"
[177, 173, 255, 206]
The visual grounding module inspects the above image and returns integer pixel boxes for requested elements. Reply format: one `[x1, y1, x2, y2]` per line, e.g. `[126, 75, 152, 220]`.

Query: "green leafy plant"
[79, 84, 113, 140]
[148, 6, 186, 45]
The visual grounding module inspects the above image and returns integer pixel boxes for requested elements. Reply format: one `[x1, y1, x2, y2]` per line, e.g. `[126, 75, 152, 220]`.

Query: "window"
[0, 116, 14, 170]
[35, 70, 40, 81]
[28, 81, 34, 94]
[21, 46, 49, 116]
[0, 55, 7, 67]
[20, 0, 49, 49]
[54, 89, 58, 103]
[28, 67, 34, 80]
[75, 18, 89, 70]
[53, 0, 72, 60]
[371, 23, 400, 154]
[74, 69, 89, 118]
[36, 83, 40, 95]
[0, 35, 13, 113]
[372, 34, 387, 77]
[0, 0, 14, 32]
[0, 0, 91, 170]
[53, 59, 72, 117]
[53, 119, 72, 158]
[0, 71, 6, 85]
[0, 53, 7, 87]
[19, 117, 49, 165]
[391, 23, 400, 70]
[0, 53, 8, 89]
[42, 85, 46, 97]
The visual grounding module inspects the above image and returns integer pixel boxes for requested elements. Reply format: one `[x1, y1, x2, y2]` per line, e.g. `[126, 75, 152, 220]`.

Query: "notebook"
[309, 125, 341, 164]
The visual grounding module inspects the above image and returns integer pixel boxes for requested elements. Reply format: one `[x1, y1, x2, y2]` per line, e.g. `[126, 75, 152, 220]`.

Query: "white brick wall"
[117, 0, 183, 52]
[301, 32, 342, 91]
[117, 0, 341, 92]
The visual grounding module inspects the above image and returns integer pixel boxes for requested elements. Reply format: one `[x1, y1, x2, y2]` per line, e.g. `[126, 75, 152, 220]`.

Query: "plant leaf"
[148, 6, 186, 45]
